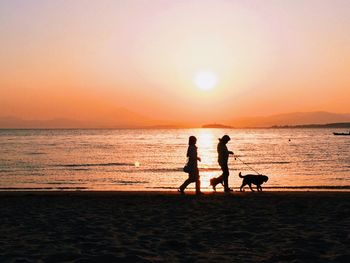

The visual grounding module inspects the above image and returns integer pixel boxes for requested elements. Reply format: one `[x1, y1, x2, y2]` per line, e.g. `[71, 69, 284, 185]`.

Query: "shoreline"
[0, 187, 350, 197]
[0, 189, 350, 196]
[1, 190, 350, 196]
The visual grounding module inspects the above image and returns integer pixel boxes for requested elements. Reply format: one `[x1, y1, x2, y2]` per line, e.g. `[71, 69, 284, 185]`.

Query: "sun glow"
[194, 71, 218, 90]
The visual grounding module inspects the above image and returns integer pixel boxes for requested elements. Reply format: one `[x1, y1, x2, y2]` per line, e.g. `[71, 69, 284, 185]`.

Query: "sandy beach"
[0, 191, 349, 262]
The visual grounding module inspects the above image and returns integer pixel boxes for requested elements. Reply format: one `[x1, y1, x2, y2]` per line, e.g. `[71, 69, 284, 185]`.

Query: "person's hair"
[219, 135, 231, 143]
[188, 136, 197, 145]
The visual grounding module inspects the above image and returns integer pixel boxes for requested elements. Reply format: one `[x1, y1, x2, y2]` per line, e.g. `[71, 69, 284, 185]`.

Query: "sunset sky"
[1, 0, 349, 125]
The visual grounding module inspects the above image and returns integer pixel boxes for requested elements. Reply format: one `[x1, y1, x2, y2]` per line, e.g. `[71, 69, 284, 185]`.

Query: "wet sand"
[0, 191, 349, 262]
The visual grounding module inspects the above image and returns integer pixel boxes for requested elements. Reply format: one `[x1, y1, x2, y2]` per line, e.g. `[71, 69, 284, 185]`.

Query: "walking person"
[179, 136, 201, 194]
[217, 135, 234, 192]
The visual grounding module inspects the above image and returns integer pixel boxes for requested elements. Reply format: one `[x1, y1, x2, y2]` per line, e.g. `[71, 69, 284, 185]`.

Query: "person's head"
[219, 135, 231, 144]
[188, 136, 197, 146]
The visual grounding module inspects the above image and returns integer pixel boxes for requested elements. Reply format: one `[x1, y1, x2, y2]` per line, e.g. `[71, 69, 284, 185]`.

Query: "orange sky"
[1, 0, 349, 125]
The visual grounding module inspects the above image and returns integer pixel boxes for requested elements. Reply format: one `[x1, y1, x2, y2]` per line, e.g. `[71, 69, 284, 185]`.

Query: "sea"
[0, 128, 349, 191]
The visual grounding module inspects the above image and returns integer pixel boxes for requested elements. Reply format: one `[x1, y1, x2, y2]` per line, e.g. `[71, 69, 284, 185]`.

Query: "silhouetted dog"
[239, 172, 268, 192]
[210, 176, 224, 191]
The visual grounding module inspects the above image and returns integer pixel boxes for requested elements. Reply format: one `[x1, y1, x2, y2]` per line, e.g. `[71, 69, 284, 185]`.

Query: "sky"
[1, 0, 349, 125]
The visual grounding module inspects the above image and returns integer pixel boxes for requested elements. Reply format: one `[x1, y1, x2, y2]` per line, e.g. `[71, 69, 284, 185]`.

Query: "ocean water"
[0, 128, 349, 191]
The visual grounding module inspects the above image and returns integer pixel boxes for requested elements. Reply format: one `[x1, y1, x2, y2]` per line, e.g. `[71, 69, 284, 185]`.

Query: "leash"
[234, 155, 261, 175]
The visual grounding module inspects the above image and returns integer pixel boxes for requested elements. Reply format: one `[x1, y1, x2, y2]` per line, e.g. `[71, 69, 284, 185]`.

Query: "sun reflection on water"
[197, 130, 219, 188]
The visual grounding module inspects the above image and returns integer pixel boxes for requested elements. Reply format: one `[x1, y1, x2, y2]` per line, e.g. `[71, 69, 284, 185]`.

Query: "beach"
[0, 191, 349, 262]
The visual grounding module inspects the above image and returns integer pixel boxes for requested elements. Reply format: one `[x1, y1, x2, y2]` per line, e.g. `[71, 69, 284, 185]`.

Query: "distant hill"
[0, 117, 159, 129]
[271, 122, 350, 129]
[0, 107, 180, 129]
[1, 111, 349, 129]
[202, 124, 233, 128]
[200, 122, 350, 129]
[229, 111, 350, 128]
[0, 116, 87, 129]
[0, 107, 156, 128]
[144, 125, 186, 129]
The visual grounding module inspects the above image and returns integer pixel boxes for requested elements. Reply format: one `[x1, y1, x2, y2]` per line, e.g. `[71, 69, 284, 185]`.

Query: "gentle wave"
[137, 167, 223, 172]
[111, 180, 149, 185]
[56, 163, 133, 167]
[139, 168, 186, 172]
[265, 186, 350, 189]
[66, 168, 90, 171]
[46, 182, 83, 185]
[0, 187, 87, 190]
[235, 161, 291, 165]
[0, 169, 12, 173]
[148, 186, 350, 190]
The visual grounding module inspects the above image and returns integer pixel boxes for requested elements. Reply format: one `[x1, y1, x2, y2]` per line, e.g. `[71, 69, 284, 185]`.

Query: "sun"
[194, 71, 218, 90]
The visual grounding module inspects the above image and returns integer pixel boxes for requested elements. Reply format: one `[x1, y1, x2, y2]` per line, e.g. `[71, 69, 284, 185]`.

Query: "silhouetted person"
[179, 136, 201, 194]
[217, 135, 234, 192]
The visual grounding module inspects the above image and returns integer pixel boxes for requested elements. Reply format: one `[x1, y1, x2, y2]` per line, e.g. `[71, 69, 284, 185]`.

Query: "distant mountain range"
[0, 107, 157, 128]
[202, 124, 233, 128]
[271, 122, 350, 129]
[228, 111, 350, 128]
[0, 111, 349, 129]
[0, 107, 184, 129]
[201, 122, 350, 129]
[0, 116, 87, 129]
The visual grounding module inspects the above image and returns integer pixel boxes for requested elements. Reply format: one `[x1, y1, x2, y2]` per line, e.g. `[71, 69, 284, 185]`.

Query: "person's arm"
[224, 145, 233, 155]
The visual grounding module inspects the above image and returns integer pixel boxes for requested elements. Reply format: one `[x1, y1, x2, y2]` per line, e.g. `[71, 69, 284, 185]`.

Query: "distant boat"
[333, 131, 350, 136]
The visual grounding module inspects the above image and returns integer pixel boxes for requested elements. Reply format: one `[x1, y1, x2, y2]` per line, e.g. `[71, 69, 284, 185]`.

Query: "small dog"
[210, 175, 224, 191]
[239, 172, 268, 192]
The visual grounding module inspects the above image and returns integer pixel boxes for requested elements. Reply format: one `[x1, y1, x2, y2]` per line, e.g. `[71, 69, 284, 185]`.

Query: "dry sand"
[0, 191, 349, 262]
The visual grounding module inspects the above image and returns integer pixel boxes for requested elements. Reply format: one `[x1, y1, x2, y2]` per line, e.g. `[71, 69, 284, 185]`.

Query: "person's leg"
[223, 176, 229, 191]
[195, 170, 201, 194]
[222, 164, 231, 192]
[179, 178, 191, 192]
[179, 174, 195, 192]
[196, 179, 201, 194]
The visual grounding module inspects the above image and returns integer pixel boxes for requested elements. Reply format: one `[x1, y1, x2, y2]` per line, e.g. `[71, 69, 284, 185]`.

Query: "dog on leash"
[210, 175, 224, 191]
[239, 172, 268, 192]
